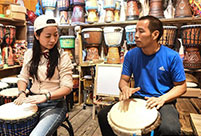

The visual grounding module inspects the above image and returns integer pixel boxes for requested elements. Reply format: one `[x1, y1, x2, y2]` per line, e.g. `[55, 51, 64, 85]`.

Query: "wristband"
[18, 90, 26, 96]
[44, 93, 49, 101]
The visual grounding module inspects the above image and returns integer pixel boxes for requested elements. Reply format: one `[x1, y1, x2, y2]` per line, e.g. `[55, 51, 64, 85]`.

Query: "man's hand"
[119, 86, 140, 100]
[145, 96, 166, 109]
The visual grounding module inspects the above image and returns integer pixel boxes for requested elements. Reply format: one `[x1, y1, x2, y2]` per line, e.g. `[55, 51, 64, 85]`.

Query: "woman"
[14, 15, 73, 136]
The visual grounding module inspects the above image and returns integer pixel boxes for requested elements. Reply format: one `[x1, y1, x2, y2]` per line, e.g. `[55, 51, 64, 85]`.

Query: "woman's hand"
[119, 86, 140, 101]
[14, 94, 26, 105]
[24, 95, 47, 104]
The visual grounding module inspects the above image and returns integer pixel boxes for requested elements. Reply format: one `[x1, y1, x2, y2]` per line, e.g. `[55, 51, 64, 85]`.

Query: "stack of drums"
[149, 0, 164, 18]
[126, 0, 139, 21]
[59, 35, 75, 60]
[85, 0, 99, 24]
[180, 24, 201, 69]
[57, 0, 70, 25]
[41, 0, 57, 16]
[81, 28, 103, 61]
[125, 25, 137, 50]
[71, 0, 85, 24]
[103, 0, 116, 23]
[103, 26, 123, 64]
[0, 77, 20, 105]
[159, 26, 178, 50]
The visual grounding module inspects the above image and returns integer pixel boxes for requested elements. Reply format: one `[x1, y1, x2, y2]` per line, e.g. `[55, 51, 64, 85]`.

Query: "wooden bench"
[176, 97, 201, 135]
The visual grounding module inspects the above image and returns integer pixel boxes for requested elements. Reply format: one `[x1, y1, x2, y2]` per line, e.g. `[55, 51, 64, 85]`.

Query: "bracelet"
[48, 92, 51, 100]
[18, 90, 26, 96]
[44, 93, 49, 101]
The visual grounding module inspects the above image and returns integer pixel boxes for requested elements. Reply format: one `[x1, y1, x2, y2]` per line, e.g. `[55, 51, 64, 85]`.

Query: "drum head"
[0, 88, 19, 97]
[0, 82, 8, 90]
[1, 77, 19, 84]
[108, 98, 159, 135]
[0, 102, 38, 120]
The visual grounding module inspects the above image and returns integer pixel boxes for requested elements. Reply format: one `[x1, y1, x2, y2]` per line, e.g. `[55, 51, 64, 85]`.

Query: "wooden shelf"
[80, 17, 201, 28]
[0, 65, 22, 78]
[0, 17, 25, 26]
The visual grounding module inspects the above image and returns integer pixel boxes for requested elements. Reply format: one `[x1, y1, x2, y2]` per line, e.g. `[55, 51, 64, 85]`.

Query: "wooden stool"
[53, 113, 74, 136]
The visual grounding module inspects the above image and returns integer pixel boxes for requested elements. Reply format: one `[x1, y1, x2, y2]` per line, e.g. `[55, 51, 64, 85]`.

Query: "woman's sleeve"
[58, 51, 74, 89]
[17, 49, 32, 84]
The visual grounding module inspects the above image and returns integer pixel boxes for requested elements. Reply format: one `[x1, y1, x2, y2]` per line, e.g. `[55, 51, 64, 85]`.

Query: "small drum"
[60, 35, 75, 49]
[180, 24, 201, 69]
[125, 25, 137, 49]
[159, 26, 178, 49]
[73, 74, 79, 89]
[180, 24, 201, 47]
[0, 88, 23, 105]
[0, 82, 8, 91]
[71, 5, 85, 24]
[82, 28, 103, 47]
[103, 0, 115, 10]
[108, 98, 160, 136]
[85, 0, 98, 24]
[103, 0, 115, 23]
[149, 0, 164, 18]
[60, 11, 69, 24]
[0, 102, 39, 135]
[175, 0, 192, 18]
[1, 77, 19, 87]
[126, 0, 139, 21]
[57, 0, 69, 11]
[83, 75, 93, 90]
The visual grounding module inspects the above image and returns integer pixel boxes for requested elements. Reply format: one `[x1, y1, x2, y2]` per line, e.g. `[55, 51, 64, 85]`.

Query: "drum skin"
[108, 98, 160, 136]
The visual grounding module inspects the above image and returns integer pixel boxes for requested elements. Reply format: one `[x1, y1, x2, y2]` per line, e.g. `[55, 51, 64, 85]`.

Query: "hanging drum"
[71, 5, 85, 24]
[57, 0, 69, 11]
[180, 24, 201, 69]
[126, 0, 139, 21]
[85, 0, 99, 24]
[125, 25, 137, 50]
[103, 26, 123, 64]
[103, 0, 115, 23]
[149, 0, 164, 18]
[159, 26, 178, 50]
[81, 28, 103, 61]
[41, 0, 57, 16]
[175, 0, 192, 18]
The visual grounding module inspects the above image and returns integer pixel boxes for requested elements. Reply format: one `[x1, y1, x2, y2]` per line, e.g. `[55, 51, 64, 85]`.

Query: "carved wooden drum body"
[108, 98, 160, 136]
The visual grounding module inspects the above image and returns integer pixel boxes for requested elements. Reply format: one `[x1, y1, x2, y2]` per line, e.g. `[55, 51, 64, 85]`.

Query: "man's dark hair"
[139, 15, 163, 41]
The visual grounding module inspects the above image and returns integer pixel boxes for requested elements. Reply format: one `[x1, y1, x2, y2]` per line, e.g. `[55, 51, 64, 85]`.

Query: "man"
[98, 15, 186, 136]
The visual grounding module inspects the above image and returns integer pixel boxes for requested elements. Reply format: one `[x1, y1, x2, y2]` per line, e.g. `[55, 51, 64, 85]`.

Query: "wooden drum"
[0, 88, 23, 105]
[103, 27, 123, 64]
[1, 77, 19, 87]
[180, 24, 201, 69]
[159, 26, 178, 49]
[60, 35, 75, 49]
[0, 102, 39, 135]
[108, 98, 160, 136]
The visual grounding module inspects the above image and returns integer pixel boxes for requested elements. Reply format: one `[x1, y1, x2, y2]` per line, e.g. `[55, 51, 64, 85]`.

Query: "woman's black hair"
[29, 28, 60, 80]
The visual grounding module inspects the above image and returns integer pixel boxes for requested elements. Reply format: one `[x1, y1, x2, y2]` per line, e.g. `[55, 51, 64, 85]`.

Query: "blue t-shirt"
[122, 45, 186, 97]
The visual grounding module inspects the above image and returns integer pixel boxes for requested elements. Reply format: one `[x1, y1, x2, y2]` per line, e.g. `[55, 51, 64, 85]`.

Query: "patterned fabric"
[189, 0, 201, 16]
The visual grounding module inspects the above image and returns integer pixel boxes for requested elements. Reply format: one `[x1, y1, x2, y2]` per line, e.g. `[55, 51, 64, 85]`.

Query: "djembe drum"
[57, 0, 70, 25]
[114, 0, 121, 21]
[0, 88, 28, 105]
[149, 0, 164, 18]
[108, 98, 161, 136]
[41, 0, 57, 16]
[1, 77, 19, 87]
[82, 28, 103, 61]
[125, 25, 137, 50]
[85, 0, 99, 24]
[60, 35, 75, 60]
[180, 24, 201, 69]
[0, 102, 39, 135]
[71, 5, 85, 24]
[126, 0, 139, 21]
[175, 0, 192, 18]
[0, 82, 8, 91]
[103, 26, 123, 64]
[103, 0, 115, 23]
[159, 26, 178, 50]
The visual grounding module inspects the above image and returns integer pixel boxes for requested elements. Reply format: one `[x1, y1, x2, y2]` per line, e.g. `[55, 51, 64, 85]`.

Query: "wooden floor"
[57, 103, 102, 136]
